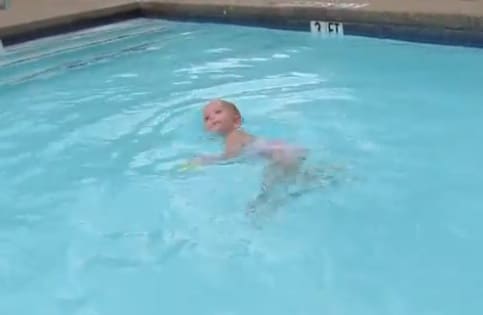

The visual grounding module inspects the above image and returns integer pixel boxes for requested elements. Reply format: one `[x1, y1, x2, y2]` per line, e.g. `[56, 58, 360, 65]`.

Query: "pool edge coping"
[0, 3, 141, 46]
[1, 1, 483, 48]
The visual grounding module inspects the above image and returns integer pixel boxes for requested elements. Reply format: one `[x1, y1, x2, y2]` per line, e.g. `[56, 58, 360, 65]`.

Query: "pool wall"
[0, 0, 483, 47]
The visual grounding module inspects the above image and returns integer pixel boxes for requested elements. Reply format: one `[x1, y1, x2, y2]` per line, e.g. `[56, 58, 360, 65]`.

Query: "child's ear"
[234, 115, 242, 128]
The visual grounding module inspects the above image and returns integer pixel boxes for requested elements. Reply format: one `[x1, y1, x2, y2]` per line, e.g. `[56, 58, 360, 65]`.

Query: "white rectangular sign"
[310, 21, 344, 36]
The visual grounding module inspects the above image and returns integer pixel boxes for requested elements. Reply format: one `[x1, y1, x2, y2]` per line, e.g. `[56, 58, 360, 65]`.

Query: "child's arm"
[191, 141, 244, 165]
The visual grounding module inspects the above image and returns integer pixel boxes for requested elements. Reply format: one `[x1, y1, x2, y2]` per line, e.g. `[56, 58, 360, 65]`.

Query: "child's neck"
[223, 129, 253, 145]
[223, 128, 243, 139]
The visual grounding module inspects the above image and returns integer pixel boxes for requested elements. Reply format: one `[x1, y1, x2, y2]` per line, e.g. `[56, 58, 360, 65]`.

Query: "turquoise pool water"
[1, 18, 483, 315]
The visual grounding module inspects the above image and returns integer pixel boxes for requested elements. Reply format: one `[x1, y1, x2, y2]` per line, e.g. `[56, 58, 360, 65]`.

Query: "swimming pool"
[1, 17, 483, 315]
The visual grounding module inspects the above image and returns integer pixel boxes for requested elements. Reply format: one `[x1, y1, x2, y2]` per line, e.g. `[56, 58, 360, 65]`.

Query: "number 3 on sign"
[310, 21, 344, 37]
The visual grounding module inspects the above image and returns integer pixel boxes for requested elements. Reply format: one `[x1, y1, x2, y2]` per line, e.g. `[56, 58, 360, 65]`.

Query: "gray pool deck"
[1, 0, 483, 44]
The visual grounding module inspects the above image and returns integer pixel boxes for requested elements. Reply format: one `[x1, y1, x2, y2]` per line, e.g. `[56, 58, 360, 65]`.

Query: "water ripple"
[0, 18, 367, 315]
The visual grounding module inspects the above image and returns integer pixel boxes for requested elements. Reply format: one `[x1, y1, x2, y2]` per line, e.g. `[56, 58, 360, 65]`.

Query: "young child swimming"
[193, 99, 307, 167]
[191, 99, 316, 214]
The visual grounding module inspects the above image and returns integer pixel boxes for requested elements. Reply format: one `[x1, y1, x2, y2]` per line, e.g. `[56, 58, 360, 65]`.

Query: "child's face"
[203, 101, 240, 135]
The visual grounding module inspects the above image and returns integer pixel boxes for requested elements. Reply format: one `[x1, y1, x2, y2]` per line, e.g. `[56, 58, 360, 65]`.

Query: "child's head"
[203, 99, 242, 135]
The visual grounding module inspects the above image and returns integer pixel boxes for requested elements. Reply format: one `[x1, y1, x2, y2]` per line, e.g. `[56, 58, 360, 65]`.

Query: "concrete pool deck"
[1, 0, 483, 46]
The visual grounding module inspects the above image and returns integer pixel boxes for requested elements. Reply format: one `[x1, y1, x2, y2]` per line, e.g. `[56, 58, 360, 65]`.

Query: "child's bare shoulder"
[227, 130, 253, 144]
[224, 130, 255, 157]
